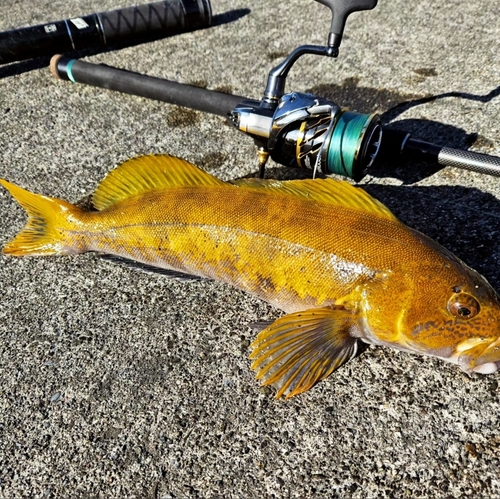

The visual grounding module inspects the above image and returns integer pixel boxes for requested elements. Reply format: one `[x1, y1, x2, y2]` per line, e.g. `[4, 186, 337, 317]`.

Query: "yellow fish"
[2, 154, 500, 399]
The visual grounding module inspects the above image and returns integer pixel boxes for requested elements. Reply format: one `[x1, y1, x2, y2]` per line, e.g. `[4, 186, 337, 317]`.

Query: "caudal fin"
[0, 179, 85, 256]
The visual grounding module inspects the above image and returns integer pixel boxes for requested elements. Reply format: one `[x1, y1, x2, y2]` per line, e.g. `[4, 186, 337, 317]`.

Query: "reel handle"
[262, 0, 378, 107]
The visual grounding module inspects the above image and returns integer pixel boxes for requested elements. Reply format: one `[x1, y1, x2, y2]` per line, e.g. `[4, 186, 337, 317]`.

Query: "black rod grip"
[51, 56, 248, 118]
[0, 0, 212, 65]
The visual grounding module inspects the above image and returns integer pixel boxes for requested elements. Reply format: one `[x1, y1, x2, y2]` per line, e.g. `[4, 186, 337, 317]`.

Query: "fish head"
[402, 257, 500, 374]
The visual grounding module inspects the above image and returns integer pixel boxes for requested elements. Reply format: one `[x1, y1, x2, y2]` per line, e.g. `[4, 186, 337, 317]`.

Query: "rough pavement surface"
[1, 1, 500, 498]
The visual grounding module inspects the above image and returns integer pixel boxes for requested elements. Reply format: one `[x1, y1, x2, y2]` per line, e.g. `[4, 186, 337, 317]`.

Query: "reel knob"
[314, 0, 378, 49]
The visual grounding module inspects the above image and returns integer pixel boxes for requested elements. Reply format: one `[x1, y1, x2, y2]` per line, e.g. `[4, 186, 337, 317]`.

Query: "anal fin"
[100, 254, 204, 281]
[249, 307, 359, 399]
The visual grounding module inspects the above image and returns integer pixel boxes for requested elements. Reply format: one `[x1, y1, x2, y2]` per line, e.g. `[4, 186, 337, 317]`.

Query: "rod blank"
[438, 147, 500, 177]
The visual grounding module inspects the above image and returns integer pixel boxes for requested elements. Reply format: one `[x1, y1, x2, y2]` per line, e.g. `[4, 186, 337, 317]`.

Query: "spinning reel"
[231, 0, 381, 179]
[229, 0, 500, 179]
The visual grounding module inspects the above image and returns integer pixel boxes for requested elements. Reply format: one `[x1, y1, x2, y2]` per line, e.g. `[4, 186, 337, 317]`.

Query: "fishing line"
[327, 112, 372, 178]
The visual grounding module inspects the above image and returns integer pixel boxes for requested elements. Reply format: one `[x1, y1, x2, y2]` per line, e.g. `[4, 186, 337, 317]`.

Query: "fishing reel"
[232, 92, 381, 181]
[231, 0, 381, 179]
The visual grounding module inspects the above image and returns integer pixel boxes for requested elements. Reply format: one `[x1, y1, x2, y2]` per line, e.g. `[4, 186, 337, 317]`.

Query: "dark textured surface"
[1, 1, 500, 498]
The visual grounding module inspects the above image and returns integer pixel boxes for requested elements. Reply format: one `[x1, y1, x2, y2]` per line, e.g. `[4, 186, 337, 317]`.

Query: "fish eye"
[447, 293, 480, 320]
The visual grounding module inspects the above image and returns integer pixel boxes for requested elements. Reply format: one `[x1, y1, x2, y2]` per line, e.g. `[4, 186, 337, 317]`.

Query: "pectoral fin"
[249, 307, 359, 399]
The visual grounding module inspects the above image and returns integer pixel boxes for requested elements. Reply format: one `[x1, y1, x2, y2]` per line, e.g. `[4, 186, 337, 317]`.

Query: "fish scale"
[82, 187, 385, 309]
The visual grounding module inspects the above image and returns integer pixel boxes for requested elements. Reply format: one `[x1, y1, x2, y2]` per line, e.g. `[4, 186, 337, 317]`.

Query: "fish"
[2, 154, 500, 399]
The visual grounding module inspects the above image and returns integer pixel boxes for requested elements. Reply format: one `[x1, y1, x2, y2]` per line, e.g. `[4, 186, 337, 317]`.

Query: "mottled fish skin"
[2, 154, 500, 398]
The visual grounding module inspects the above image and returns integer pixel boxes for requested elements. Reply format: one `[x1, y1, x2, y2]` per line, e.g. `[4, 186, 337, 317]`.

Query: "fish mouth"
[471, 362, 500, 374]
[454, 337, 500, 374]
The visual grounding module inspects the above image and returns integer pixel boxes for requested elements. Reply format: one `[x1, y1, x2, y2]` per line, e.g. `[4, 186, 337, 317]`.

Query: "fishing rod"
[0, 0, 211, 65]
[50, 0, 500, 181]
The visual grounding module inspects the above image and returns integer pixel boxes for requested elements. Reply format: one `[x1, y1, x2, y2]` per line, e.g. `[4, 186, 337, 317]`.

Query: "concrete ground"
[1, 0, 500, 497]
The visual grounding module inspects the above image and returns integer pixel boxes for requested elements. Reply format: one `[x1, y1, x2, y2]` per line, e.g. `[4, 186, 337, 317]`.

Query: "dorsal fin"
[92, 154, 225, 210]
[93, 153, 396, 221]
[231, 177, 397, 221]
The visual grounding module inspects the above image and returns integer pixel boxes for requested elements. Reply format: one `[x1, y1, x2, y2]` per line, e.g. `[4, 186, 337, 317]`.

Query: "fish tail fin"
[0, 179, 86, 256]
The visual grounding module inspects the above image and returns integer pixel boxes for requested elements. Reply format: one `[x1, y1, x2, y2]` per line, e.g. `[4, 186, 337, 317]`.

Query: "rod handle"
[50, 55, 247, 118]
[0, 0, 212, 65]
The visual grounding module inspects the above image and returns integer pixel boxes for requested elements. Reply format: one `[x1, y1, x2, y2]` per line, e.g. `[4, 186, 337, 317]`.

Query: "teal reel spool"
[326, 111, 381, 181]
